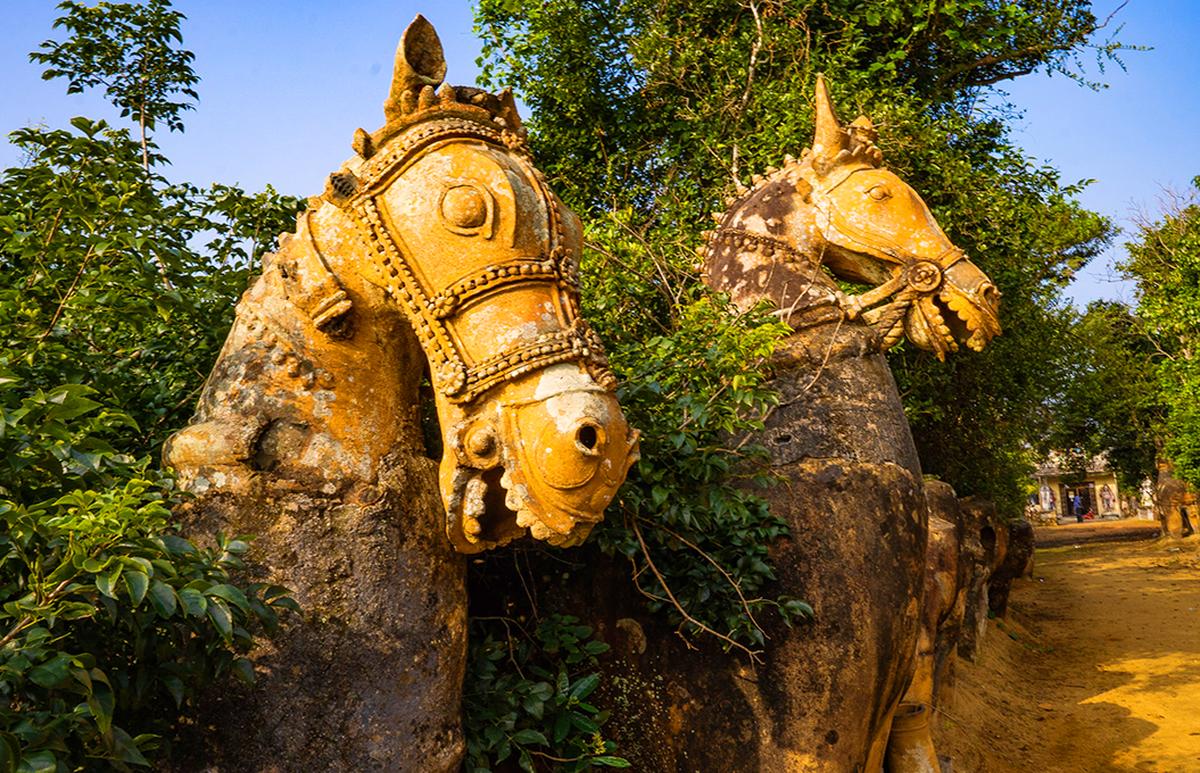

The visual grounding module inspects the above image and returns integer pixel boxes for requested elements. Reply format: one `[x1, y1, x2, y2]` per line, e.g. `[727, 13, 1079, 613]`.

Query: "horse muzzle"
[439, 367, 640, 552]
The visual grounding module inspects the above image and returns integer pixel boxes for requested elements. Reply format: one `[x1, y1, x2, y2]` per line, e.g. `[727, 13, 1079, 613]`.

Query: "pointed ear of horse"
[384, 14, 447, 121]
[812, 74, 848, 164]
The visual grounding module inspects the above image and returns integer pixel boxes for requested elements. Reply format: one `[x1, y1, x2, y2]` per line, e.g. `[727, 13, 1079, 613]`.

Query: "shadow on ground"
[934, 538, 1200, 772]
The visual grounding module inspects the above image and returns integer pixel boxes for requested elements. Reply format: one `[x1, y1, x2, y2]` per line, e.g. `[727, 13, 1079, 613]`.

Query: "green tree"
[1121, 178, 1200, 488]
[1042, 301, 1160, 490]
[32, 0, 199, 170]
[0, 376, 295, 769]
[0, 119, 303, 455]
[1, 3, 304, 768]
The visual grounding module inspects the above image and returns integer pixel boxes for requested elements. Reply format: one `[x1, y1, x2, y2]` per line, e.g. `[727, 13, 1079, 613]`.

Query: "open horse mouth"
[453, 460, 606, 548]
[937, 281, 1000, 352]
[906, 277, 1001, 358]
[443, 375, 640, 552]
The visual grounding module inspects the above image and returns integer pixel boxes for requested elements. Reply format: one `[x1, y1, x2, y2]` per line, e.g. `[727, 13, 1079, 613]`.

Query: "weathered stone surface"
[173, 462, 466, 771]
[1156, 459, 1198, 539]
[988, 519, 1034, 618]
[653, 74, 1003, 770]
[164, 15, 636, 770]
[923, 481, 969, 709]
[885, 512, 959, 772]
[956, 497, 1007, 662]
[543, 451, 925, 772]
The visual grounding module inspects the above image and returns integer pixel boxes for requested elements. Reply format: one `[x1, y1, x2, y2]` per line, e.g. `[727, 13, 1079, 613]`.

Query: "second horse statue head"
[706, 75, 1002, 360]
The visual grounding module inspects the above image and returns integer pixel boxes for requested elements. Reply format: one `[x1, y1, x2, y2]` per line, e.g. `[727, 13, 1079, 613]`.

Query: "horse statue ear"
[812, 74, 848, 165]
[385, 14, 448, 121]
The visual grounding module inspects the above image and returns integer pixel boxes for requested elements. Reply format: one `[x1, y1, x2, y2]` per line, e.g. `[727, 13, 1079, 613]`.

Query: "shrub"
[0, 375, 295, 769]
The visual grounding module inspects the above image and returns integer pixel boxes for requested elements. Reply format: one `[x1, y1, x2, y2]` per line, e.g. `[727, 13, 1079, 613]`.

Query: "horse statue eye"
[868, 185, 891, 201]
[439, 183, 495, 236]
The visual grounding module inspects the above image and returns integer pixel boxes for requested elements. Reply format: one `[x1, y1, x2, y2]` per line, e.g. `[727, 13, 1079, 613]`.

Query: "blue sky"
[2, 1, 1195, 308]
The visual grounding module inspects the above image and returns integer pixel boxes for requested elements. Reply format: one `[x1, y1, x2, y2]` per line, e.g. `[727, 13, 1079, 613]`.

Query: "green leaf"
[232, 657, 255, 685]
[555, 667, 569, 699]
[207, 598, 233, 639]
[162, 674, 185, 708]
[177, 587, 206, 617]
[147, 580, 176, 617]
[124, 570, 149, 606]
[28, 654, 71, 689]
[521, 694, 544, 719]
[570, 712, 600, 734]
[110, 726, 151, 766]
[204, 583, 249, 612]
[95, 565, 122, 599]
[592, 756, 632, 767]
[0, 732, 19, 773]
[553, 712, 571, 743]
[160, 535, 194, 555]
[569, 673, 600, 702]
[510, 729, 547, 746]
[16, 751, 56, 773]
[87, 681, 115, 735]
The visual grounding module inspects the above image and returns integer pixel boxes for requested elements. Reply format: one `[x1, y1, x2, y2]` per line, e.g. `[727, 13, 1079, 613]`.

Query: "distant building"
[1033, 453, 1138, 523]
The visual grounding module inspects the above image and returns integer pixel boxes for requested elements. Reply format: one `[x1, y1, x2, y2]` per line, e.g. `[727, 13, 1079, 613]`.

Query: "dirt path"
[1035, 519, 1162, 548]
[934, 537, 1200, 772]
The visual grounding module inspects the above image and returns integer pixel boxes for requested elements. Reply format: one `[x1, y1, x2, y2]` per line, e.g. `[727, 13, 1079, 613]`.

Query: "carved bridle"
[313, 112, 615, 404]
[711, 221, 964, 349]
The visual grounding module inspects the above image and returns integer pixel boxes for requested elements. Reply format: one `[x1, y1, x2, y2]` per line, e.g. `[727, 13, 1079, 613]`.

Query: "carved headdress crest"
[810, 75, 884, 177]
[341, 14, 529, 162]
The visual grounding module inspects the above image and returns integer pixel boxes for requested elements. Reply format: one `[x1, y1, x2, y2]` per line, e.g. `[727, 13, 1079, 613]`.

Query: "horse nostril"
[577, 424, 599, 452]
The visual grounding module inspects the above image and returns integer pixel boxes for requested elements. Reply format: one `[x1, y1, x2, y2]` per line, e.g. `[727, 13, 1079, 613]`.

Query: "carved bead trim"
[711, 227, 803, 261]
[355, 196, 468, 396]
[460, 323, 591, 402]
[427, 258, 560, 319]
[354, 116, 519, 196]
[340, 114, 616, 402]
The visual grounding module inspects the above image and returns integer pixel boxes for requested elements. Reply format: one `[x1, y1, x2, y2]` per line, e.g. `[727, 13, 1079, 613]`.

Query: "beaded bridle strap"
[711, 226, 946, 344]
[325, 113, 613, 403]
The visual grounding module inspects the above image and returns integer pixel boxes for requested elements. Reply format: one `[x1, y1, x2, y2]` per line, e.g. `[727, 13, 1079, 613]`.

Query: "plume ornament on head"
[812, 74, 848, 163]
[361, 15, 526, 162]
[384, 13, 447, 120]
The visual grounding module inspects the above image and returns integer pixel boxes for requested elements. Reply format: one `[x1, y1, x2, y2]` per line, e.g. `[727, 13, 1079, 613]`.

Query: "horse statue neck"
[705, 169, 850, 340]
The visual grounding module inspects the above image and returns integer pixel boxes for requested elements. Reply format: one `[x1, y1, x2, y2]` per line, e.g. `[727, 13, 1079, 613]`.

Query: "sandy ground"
[934, 537, 1200, 772]
[1035, 519, 1163, 548]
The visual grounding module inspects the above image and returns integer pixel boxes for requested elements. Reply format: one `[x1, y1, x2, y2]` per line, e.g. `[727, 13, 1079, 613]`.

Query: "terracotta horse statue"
[164, 16, 637, 771]
[691, 75, 999, 771]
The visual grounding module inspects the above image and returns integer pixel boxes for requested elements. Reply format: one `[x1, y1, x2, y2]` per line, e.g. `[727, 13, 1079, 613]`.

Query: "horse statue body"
[164, 16, 637, 770]
[692, 75, 1001, 771]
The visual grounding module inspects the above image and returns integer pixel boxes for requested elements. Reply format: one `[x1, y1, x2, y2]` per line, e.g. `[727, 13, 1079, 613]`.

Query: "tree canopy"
[474, 0, 1122, 516]
[1121, 178, 1200, 489]
[1041, 300, 1160, 490]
